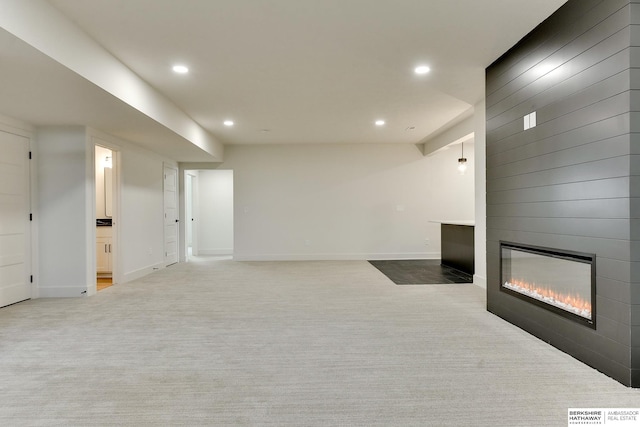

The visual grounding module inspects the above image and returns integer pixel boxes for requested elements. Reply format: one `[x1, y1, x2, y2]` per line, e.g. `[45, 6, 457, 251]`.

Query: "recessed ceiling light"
[375, 120, 385, 126]
[223, 120, 234, 127]
[414, 65, 431, 75]
[172, 64, 189, 74]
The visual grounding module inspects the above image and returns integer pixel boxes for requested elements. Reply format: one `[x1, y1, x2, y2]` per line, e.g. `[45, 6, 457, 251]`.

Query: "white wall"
[218, 143, 474, 261]
[90, 130, 176, 282]
[27, 123, 180, 298]
[197, 170, 234, 255]
[473, 99, 487, 288]
[36, 126, 93, 297]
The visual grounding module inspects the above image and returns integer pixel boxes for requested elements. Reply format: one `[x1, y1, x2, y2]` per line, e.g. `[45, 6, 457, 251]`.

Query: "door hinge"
[28, 151, 32, 159]
[29, 213, 32, 221]
[30, 275, 33, 283]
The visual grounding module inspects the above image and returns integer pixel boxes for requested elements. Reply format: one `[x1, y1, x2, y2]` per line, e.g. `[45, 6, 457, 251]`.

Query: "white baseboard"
[38, 286, 88, 298]
[473, 274, 486, 289]
[122, 261, 166, 283]
[232, 252, 440, 261]
[198, 248, 234, 256]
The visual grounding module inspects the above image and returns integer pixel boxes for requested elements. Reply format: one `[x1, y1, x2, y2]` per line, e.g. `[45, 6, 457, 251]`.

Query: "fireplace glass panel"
[500, 243, 594, 325]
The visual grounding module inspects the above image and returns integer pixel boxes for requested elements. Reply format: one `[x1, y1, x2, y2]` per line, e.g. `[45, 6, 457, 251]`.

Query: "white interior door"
[0, 131, 30, 307]
[186, 172, 199, 258]
[186, 174, 193, 250]
[163, 164, 178, 266]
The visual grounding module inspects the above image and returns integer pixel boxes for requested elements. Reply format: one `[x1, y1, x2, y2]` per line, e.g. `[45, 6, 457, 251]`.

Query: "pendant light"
[458, 143, 467, 174]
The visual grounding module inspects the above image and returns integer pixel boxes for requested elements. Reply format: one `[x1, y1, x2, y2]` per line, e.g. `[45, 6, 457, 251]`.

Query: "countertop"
[429, 220, 475, 226]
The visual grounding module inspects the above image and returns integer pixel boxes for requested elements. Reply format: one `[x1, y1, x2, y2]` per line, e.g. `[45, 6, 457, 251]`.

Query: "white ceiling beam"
[0, 0, 224, 161]
[419, 108, 475, 156]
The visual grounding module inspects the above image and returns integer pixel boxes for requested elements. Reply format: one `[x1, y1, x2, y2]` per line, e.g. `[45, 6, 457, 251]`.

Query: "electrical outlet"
[425, 239, 430, 246]
[304, 239, 311, 246]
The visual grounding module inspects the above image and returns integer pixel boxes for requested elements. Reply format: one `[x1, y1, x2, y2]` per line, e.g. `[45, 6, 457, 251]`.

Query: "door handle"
[175, 219, 179, 223]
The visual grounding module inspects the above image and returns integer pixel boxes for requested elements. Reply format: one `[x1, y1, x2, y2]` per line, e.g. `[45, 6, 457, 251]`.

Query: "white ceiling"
[0, 0, 567, 160]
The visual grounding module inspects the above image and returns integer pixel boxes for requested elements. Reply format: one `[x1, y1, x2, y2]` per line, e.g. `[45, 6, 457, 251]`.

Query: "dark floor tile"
[369, 259, 473, 285]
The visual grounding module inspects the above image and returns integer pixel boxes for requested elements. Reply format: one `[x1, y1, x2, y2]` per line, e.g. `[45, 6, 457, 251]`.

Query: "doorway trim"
[186, 172, 199, 259]
[93, 138, 121, 291]
[163, 163, 179, 266]
[179, 167, 234, 262]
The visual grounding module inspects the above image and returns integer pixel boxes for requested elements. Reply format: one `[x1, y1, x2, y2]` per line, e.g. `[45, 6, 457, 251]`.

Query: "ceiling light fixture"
[458, 142, 468, 175]
[172, 64, 189, 74]
[375, 120, 385, 126]
[414, 65, 431, 75]
[223, 120, 234, 127]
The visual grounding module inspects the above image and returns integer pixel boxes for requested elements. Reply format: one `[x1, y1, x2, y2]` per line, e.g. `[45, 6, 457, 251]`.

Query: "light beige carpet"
[0, 258, 638, 426]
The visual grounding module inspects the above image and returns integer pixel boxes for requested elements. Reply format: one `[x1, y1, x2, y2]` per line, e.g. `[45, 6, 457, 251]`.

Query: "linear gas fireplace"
[500, 242, 596, 328]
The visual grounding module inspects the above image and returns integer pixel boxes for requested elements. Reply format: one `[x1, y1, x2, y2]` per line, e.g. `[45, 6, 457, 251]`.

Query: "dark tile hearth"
[369, 259, 473, 285]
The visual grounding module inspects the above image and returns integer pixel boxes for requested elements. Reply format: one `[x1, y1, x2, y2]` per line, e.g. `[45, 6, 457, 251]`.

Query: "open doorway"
[95, 145, 117, 291]
[184, 169, 233, 261]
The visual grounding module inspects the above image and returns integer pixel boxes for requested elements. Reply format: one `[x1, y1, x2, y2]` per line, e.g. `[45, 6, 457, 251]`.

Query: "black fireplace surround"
[500, 242, 596, 329]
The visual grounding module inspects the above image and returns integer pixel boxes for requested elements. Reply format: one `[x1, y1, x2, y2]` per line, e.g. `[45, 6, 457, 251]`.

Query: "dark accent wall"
[486, 0, 640, 387]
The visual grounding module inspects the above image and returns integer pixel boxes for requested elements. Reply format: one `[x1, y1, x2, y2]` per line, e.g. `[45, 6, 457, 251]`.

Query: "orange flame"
[506, 278, 591, 319]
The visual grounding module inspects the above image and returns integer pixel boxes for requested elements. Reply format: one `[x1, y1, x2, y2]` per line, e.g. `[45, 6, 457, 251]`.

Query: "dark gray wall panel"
[487, 230, 631, 262]
[597, 276, 632, 304]
[487, 3, 630, 107]
[628, 176, 640, 196]
[631, 69, 640, 89]
[486, 0, 639, 386]
[488, 91, 630, 144]
[488, 157, 629, 192]
[598, 295, 632, 326]
[632, 3, 640, 26]
[597, 257, 632, 285]
[632, 279, 640, 303]
[632, 134, 640, 153]
[487, 198, 630, 219]
[629, 47, 640, 66]
[487, 0, 625, 96]
[487, 217, 630, 240]
[633, 305, 640, 325]
[631, 155, 640, 175]
[487, 304, 631, 384]
[487, 135, 630, 180]
[487, 28, 631, 125]
[486, 178, 630, 205]
[488, 124, 629, 173]
[629, 113, 640, 131]
[488, 113, 629, 160]
[487, 50, 631, 124]
[601, 315, 633, 344]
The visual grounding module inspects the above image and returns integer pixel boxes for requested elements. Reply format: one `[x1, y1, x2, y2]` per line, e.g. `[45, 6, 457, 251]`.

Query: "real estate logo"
[568, 408, 640, 426]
